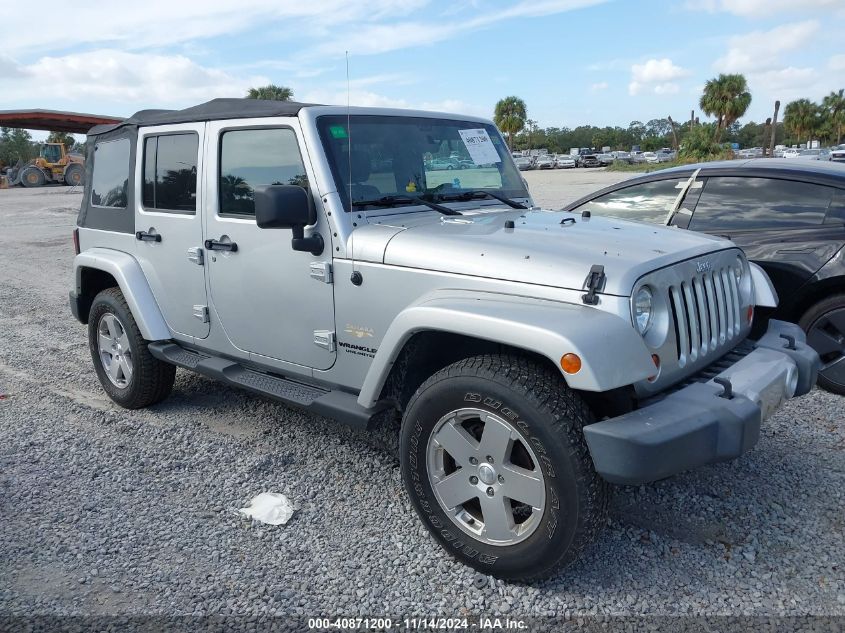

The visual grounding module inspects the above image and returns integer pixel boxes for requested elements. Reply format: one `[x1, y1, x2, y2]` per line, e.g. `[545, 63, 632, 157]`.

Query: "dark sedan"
[563, 159, 845, 394]
[579, 154, 602, 168]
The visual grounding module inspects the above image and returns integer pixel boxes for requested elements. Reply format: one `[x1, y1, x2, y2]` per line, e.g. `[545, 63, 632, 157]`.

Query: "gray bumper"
[584, 320, 820, 485]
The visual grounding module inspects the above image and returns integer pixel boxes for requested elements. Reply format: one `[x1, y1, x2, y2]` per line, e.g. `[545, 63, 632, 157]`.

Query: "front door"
[135, 124, 209, 339]
[204, 119, 336, 370]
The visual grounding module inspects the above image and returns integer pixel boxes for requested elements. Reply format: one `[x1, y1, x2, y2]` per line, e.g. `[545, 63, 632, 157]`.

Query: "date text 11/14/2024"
[307, 616, 528, 630]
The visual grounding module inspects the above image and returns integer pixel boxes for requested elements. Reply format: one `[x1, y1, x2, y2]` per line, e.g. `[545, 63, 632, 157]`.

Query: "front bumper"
[583, 320, 820, 485]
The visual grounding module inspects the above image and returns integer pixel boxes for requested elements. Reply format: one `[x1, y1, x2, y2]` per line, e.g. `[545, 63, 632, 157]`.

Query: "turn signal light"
[560, 353, 582, 374]
[747, 305, 754, 324]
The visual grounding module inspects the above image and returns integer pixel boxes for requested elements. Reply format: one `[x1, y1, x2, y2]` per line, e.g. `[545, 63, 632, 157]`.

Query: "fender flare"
[750, 262, 778, 308]
[357, 291, 656, 408]
[73, 248, 170, 341]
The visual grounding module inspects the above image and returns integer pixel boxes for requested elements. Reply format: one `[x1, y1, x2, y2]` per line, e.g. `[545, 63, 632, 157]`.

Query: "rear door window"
[572, 179, 683, 224]
[689, 177, 833, 231]
[142, 133, 199, 213]
[90, 138, 130, 208]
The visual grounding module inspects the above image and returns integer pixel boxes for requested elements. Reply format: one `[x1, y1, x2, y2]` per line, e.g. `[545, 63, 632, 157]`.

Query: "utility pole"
[768, 100, 780, 157]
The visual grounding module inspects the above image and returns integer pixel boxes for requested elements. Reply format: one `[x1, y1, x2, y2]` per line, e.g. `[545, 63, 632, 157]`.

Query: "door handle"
[136, 230, 161, 242]
[204, 238, 238, 252]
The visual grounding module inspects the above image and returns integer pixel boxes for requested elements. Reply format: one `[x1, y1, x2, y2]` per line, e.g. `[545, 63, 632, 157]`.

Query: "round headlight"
[735, 255, 745, 283]
[634, 286, 653, 335]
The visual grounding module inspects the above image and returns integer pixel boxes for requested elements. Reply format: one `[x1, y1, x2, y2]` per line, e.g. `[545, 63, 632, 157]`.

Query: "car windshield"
[317, 115, 528, 212]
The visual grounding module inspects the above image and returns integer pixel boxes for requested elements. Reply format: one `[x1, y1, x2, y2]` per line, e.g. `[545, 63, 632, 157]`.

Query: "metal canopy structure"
[0, 109, 123, 134]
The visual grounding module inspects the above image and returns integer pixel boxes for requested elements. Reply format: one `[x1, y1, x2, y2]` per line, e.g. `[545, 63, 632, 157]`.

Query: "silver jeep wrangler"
[69, 99, 819, 580]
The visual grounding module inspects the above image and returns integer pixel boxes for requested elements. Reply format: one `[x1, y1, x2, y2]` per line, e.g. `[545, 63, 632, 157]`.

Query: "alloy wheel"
[426, 408, 546, 546]
[97, 313, 133, 388]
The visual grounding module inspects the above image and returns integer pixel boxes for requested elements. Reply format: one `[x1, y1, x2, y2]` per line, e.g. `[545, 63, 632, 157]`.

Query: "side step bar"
[148, 342, 387, 429]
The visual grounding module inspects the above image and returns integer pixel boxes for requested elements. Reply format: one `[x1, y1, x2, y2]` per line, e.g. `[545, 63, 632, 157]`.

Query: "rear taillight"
[72, 228, 80, 255]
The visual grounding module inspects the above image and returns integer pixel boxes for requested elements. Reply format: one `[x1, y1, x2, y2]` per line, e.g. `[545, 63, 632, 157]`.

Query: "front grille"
[668, 267, 742, 367]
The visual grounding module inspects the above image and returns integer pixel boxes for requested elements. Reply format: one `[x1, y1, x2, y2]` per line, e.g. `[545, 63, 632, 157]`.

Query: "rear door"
[134, 124, 209, 339]
[686, 176, 845, 293]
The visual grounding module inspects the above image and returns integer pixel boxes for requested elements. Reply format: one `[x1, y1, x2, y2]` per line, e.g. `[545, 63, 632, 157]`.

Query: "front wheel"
[88, 287, 176, 408]
[799, 294, 845, 395]
[400, 355, 609, 580]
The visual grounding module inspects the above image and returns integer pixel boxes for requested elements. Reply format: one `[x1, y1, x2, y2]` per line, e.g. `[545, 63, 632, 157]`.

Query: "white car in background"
[796, 149, 830, 161]
[555, 155, 576, 168]
[514, 156, 533, 171]
[830, 144, 845, 163]
[781, 148, 801, 158]
[535, 154, 556, 170]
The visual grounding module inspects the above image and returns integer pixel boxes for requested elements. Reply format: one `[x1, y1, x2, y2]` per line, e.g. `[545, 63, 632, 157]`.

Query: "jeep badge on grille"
[696, 260, 713, 273]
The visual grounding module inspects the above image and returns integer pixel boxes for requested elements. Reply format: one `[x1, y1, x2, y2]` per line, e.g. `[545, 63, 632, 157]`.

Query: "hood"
[351, 208, 734, 296]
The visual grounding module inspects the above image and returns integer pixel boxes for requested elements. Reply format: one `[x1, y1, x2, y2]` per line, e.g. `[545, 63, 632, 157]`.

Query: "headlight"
[634, 286, 653, 334]
[735, 255, 744, 284]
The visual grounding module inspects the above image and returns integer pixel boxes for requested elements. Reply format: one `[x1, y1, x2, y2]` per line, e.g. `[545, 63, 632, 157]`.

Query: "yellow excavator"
[7, 142, 85, 187]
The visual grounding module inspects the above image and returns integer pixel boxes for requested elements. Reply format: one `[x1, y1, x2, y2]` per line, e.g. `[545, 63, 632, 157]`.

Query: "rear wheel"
[20, 166, 46, 188]
[400, 354, 609, 580]
[799, 294, 845, 395]
[64, 163, 84, 186]
[88, 288, 175, 408]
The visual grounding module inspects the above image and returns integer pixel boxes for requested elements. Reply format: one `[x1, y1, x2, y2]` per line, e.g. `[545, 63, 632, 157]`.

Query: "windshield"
[317, 115, 528, 211]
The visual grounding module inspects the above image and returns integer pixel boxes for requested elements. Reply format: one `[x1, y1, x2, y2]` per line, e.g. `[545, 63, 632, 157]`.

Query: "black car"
[579, 154, 602, 168]
[563, 158, 845, 394]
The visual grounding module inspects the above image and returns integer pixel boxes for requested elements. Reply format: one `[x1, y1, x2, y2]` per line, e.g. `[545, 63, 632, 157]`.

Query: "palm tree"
[784, 99, 818, 145]
[822, 89, 845, 144]
[493, 96, 527, 151]
[699, 74, 752, 142]
[246, 85, 294, 101]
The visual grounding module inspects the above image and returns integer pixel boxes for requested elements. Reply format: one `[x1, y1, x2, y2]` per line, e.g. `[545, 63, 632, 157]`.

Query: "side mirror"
[254, 184, 323, 255]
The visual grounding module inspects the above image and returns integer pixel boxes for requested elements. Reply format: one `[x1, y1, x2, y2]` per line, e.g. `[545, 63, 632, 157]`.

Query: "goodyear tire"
[88, 288, 175, 409]
[64, 163, 84, 187]
[20, 166, 46, 188]
[400, 355, 609, 580]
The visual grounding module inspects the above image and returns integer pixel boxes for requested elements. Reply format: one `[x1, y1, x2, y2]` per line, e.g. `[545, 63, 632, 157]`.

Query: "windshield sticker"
[458, 129, 502, 165]
[329, 125, 348, 139]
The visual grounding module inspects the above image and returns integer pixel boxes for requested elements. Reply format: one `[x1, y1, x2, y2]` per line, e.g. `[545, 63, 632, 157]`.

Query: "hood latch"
[582, 265, 606, 305]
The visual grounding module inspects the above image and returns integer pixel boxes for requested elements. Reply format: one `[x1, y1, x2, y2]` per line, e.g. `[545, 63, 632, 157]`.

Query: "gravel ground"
[1, 179, 844, 621]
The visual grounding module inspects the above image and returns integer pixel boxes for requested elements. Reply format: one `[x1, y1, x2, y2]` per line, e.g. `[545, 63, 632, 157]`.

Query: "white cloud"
[314, 0, 609, 57]
[714, 21, 819, 73]
[0, 49, 268, 106]
[628, 58, 689, 95]
[0, 0, 429, 55]
[685, 0, 838, 16]
[829, 54, 845, 71]
[298, 86, 486, 117]
[590, 81, 608, 91]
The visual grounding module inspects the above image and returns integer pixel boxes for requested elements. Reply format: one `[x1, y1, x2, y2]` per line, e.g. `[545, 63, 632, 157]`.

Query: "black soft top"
[88, 98, 318, 136]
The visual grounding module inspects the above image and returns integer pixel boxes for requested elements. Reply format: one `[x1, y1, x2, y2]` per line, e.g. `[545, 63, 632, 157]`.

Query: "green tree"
[784, 98, 819, 145]
[246, 84, 294, 101]
[699, 73, 752, 142]
[0, 127, 36, 166]
[46, 131, 76, 149]
[679, 123, 732, 161]
[822, 89, 844, 144]
[493, 96, 527, 151]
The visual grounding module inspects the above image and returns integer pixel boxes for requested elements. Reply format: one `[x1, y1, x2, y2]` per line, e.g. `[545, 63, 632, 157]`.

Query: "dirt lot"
[0, 175, 843, 622]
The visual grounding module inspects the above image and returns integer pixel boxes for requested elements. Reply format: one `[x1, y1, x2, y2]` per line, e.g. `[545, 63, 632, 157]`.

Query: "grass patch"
[605, 160, 688, 173]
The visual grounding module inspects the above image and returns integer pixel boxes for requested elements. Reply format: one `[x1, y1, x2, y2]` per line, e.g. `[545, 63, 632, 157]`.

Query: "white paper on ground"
[458, 128, 502, 165]
[238, 492, 295, 525]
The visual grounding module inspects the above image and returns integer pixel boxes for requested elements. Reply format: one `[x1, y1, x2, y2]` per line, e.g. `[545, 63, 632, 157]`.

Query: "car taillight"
[72, 228, 80, 255]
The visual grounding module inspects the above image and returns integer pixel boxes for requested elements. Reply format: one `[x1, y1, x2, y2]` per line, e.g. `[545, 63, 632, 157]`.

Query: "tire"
[400, 354, 609, 580]
[20, 166, 46, 188]
[64, 163, 84, 186]
[88, 287, 176, 409]
[799, 294, 845, 395]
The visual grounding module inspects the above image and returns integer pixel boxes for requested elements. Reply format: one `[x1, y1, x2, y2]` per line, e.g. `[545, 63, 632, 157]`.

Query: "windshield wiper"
[351, 195, 461, 216]
[428, 190, 527, 209]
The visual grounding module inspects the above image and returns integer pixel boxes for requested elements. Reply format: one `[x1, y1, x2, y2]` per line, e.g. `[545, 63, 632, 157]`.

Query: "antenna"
[346, 50, 357, 280]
